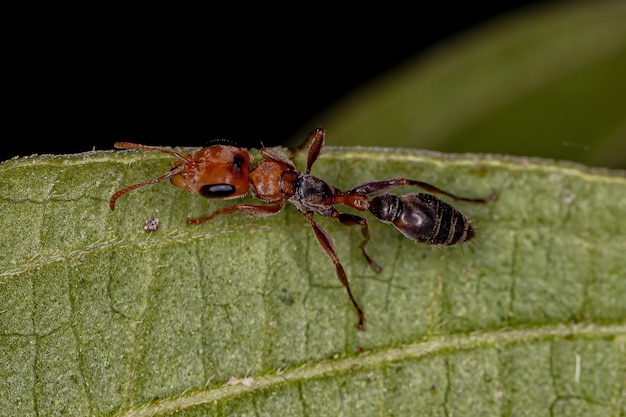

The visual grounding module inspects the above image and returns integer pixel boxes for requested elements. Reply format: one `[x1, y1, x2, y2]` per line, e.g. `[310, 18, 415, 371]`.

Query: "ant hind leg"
[349, 178, 496, 203]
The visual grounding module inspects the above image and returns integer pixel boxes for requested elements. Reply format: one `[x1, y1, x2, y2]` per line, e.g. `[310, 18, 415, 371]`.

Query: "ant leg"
[287, 128, 325, 174]
[334, 212, 382, 273]
[187, 203, 283, 225]
[304, 211, 365, 331]
[348, 179, 496, 203]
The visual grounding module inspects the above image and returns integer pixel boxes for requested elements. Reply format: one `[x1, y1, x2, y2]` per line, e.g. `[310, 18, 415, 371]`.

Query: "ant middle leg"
[348, 178, 496, 203]
[304, 211, 365, 330]
[334, 212, 382, 273]
[187, 203, 283, 225]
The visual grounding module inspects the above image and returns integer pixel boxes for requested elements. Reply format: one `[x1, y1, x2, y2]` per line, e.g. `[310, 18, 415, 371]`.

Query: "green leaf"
[297, 1, 626, 169]
[1, 146, 625, 416]
[2, 3, 626, 416]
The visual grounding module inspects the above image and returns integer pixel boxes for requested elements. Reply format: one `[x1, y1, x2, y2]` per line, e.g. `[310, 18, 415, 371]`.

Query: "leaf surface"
[1, 146, 625, 416]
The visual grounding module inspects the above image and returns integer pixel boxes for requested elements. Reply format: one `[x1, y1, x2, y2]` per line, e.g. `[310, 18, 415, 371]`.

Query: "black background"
[4, 2, 549, 162]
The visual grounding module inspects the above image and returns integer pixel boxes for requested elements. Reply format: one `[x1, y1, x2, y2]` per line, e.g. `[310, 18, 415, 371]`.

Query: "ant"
[110, 128, 496, 330]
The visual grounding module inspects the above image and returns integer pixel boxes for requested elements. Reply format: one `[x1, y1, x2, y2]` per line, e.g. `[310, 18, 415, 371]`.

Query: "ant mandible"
[110, 128, 496, 330]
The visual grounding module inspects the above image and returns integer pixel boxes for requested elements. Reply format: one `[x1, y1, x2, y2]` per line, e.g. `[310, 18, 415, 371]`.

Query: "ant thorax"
[288, 173, 339, 216]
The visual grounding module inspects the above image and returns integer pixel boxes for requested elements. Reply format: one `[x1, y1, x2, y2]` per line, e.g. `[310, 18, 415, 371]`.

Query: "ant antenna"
[109, 142, 191, 210]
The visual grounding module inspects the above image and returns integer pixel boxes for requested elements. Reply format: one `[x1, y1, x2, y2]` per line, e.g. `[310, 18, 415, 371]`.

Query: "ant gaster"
[110, 128, 496, 330]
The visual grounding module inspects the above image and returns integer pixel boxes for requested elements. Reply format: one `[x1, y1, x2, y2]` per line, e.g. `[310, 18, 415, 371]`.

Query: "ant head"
[170, 145, 251, 199]
[110, 143, 252, 210]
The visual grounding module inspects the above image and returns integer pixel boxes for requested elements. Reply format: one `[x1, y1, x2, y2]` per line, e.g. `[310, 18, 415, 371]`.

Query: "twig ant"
[110, 128, 496, 330]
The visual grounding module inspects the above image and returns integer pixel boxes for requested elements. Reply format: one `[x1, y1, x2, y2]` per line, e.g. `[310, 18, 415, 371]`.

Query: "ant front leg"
[304, 211, 365, 330]
[187, 203, 283, 225]
[288, 128, 325, 174]
[348, 179, 496, 203]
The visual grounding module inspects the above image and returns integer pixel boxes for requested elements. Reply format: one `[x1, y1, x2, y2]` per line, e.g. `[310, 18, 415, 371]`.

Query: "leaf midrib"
[114, 321, 626, 417]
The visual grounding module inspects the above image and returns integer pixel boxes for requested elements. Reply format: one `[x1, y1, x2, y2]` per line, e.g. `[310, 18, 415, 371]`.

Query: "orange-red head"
[110, 143, 252, 210]
[170, 145, 251, 199]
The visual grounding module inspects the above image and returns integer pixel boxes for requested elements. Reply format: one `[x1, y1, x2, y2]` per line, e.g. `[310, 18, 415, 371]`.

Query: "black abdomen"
[369, 193, 474, 246]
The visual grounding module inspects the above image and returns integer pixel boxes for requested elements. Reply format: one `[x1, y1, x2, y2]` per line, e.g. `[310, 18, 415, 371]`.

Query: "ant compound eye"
[200, 183, 236, 198]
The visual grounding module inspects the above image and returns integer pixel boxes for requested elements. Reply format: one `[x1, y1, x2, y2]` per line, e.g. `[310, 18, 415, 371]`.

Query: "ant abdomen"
[369, 193, 474, 246]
